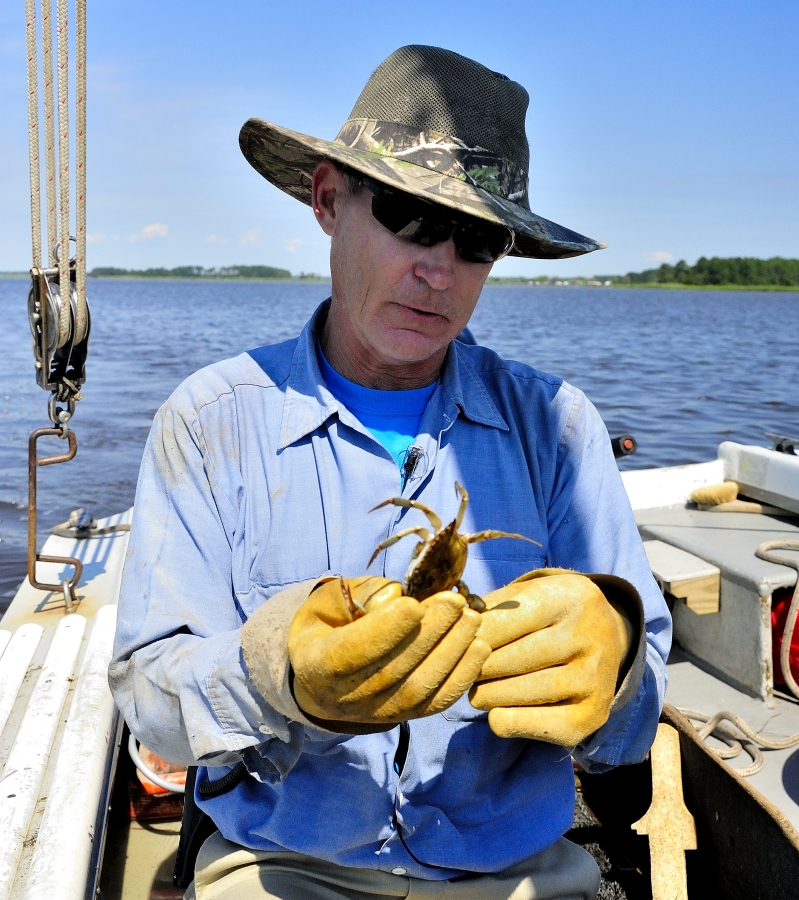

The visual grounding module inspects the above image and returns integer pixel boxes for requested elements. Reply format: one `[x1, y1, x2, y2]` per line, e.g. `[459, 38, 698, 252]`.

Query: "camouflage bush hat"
[239, 45, 606, 260]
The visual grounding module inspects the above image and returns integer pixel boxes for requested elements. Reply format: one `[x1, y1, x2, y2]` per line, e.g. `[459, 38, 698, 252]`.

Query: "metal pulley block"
[27, 252, 90, 401]
[26, 252, 92, 601]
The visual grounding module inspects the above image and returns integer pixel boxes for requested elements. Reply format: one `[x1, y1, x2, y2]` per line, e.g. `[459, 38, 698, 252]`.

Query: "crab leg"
[463, 530, 542, 547]
[370, 497, 443, 532]
[454, 481, 469, 529]
[367, 526, 431, 568]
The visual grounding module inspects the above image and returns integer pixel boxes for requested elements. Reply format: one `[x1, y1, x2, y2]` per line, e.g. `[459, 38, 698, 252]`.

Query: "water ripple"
[0, 279, 796, 609]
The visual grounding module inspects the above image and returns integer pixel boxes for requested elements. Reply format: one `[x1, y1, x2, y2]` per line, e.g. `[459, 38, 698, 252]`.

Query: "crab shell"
[403, 521, 468, 601]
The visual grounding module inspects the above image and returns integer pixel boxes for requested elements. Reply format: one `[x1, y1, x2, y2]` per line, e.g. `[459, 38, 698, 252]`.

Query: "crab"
[367, 481, 540, 611]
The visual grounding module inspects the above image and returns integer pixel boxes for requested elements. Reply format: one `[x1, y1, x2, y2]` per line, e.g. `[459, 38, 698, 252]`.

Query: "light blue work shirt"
[111, 302, 671, 880]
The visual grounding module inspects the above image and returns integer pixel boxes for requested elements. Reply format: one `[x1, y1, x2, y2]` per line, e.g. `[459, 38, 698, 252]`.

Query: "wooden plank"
[632, 722, 697, 900]
[644, 539, 721, 614]
[669, 572, 721, 615]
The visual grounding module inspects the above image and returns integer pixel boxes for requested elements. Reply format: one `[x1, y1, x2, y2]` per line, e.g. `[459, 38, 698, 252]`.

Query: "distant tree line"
[88, 265, 295, 279]
[612, 257, 799, 287]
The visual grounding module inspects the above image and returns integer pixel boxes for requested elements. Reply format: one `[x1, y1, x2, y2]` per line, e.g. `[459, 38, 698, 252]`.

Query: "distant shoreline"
[486, 280, 799, 292]
[0, 272, 331, 283]
[1, 273, 795, 293]
[87, 275, 331, 283]
[597, 281, 798, 292]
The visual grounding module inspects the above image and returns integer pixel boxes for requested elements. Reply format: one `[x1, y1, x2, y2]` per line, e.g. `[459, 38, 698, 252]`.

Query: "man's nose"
[413, 238, 457, 290]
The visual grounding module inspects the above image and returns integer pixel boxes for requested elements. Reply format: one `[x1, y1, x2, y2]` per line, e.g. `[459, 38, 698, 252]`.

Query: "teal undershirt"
[317, 344, 436, 475]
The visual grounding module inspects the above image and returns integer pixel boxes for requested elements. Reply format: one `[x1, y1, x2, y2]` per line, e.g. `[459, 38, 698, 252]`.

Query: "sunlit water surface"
[1, 278, 796, 610]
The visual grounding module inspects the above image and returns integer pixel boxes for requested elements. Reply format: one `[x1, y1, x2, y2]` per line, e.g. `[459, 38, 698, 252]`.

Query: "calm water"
[1, 278, 797, 610]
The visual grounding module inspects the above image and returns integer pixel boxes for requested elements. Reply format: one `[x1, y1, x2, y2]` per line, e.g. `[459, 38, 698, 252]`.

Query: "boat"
[621, 436, 799, 836]
[3, 437, 799, 900]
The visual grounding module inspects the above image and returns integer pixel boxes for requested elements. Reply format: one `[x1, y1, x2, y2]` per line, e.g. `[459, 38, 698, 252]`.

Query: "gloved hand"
[469, 569, 635, 746]
[289, 575, 491, 730]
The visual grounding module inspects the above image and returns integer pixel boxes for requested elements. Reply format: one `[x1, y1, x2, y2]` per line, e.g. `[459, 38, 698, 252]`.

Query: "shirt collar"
[278, 301, 508, 450]
[439, 340, 509, 433]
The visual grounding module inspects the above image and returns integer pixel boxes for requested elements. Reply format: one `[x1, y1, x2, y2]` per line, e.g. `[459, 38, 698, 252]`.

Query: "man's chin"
[380, 328, 451, 365]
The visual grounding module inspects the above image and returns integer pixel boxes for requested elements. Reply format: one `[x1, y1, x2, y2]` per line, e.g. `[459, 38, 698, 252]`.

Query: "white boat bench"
[0, 511, 132, 900]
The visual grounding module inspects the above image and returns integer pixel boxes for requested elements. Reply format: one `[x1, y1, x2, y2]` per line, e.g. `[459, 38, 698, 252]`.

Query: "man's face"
[313, 163, 492, 386]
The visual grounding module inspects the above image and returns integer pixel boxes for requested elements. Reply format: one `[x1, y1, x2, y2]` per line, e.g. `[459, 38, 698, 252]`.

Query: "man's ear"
[312, 161, 347, 237]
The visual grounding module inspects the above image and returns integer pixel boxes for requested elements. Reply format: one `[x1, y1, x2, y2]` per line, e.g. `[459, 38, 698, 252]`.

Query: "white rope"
[757, 540, 799, 699]
[679, 707, 799, 777]
[56, 0, 71, 348]
[74, 0, 87, 343]
[41, 0, 57, 267]
[27, 0, 89, 349]
[25, 0, 42, 269]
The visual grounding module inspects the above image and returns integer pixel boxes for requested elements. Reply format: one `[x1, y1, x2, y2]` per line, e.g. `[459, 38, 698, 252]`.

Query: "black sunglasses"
[354, 173, 515, 264]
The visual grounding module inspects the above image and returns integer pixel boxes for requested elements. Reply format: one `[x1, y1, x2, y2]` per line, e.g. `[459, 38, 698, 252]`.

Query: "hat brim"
[239, 118, 606, 261]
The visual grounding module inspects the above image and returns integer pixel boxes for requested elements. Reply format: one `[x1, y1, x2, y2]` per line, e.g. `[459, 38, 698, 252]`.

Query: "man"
[111, 45, 671, 900]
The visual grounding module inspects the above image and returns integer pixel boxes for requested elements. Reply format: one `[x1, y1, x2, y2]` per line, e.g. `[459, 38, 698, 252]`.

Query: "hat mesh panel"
[348, 46, 530, 171]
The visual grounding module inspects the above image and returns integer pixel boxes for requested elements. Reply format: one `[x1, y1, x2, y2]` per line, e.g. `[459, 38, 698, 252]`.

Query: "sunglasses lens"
[396, 217, 452, 247]
[368, 181, 513, 262]
[371, 190, 439, 239]
[455, 221, 515, 264]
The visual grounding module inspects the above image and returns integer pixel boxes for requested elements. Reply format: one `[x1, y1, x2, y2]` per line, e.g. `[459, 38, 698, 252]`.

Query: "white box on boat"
[719, 442, 799, 515]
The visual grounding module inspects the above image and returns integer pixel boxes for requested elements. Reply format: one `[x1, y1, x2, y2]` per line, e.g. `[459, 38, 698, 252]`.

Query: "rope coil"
[678, 708, 794, 778]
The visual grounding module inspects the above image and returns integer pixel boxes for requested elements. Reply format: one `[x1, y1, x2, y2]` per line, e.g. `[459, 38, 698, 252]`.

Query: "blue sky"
[1, 0, 797, 278]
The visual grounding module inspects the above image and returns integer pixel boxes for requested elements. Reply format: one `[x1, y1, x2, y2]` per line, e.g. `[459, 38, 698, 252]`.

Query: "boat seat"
[635, 506, 799, 699]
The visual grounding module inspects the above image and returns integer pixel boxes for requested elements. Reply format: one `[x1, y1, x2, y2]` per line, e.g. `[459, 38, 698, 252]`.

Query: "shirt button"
[391, 867, 407, 876]
[258, 725, 271, 734]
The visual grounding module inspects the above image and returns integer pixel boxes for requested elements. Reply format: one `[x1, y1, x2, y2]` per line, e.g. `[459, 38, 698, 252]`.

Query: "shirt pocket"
[240, 483, 332, 604]
[234, 572, 335, 622]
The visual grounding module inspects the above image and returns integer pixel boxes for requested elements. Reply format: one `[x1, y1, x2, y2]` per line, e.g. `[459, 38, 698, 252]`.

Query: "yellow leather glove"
[469, 569, 635, 746]
[289, 575, 491, 731]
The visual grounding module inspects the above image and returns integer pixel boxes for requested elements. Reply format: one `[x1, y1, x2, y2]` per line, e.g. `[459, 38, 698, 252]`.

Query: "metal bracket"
[28, 426, 83, 596]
